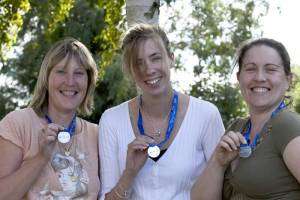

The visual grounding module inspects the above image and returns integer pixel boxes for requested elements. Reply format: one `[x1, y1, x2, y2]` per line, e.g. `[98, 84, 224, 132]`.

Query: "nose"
[65, 73, 75, 85]
[143, 59, 156, 75]
[255, 68, 267, 81]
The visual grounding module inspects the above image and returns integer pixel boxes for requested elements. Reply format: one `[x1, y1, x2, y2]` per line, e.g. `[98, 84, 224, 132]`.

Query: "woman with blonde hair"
[99, 23, 224, 200]
[0, 38, 100, 199]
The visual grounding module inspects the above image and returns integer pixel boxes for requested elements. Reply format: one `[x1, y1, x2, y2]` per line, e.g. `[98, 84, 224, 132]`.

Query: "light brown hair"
[30, 37, 98, 116]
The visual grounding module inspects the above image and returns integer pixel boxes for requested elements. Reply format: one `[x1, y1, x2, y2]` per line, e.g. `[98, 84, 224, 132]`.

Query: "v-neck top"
[99, 96, 224, 200]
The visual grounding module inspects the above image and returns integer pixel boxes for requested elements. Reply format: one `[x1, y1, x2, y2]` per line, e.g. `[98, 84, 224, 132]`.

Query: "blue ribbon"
[45, 114, 77, 137]
[137, 90, 178, 148]
[242, 100, 286, 148]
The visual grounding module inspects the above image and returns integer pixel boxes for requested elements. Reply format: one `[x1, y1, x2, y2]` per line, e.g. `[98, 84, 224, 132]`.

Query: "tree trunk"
[126, 0, 160, 27]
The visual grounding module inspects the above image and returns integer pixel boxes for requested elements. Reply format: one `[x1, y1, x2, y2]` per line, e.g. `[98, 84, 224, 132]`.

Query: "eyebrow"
[243, 62, 282, 68]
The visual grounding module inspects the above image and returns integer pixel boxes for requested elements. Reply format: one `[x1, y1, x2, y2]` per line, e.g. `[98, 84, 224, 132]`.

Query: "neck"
[248, 101, 282, 135]
[140, 88, 174, 119]
[46, 106, 76, 127]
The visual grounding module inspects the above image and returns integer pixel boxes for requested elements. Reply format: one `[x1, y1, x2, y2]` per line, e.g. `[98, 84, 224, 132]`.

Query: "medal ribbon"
[242, 100, 286, 148]
[45, 114, 77, 136]
[137, 90, 179, 148]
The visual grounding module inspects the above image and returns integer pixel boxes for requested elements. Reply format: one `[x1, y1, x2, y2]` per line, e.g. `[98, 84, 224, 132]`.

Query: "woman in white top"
[99, 23, 224, 200]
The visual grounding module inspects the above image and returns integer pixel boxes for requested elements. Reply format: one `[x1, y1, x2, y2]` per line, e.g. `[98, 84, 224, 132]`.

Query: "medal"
[239, 144, 252, 158]
[57, 131, 71, 143]
[147, 145, 160, 158]
[45, 114, 76, 144]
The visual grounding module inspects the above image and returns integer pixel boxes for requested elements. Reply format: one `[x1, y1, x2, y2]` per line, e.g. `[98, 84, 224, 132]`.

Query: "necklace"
[140, 103, 170, 138]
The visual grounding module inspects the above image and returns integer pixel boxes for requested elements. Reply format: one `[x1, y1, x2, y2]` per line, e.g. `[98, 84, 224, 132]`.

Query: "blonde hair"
[121, 23, 172, 76]
[30, 37, 98, 116]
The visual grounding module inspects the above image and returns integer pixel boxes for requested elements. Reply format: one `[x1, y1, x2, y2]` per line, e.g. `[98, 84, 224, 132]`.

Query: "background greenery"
[0, 0, 299, 126]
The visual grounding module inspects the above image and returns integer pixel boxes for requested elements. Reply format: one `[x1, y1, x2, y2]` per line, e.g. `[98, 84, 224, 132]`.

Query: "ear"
[286, 73, 293, 91]
[236, 71, 240, 83]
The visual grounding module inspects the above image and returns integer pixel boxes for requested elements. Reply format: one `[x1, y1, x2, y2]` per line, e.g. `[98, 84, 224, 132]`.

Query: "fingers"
[220, 131, 247, 152]
[41, 123, 64, 143]
[128, 135, 155, 151]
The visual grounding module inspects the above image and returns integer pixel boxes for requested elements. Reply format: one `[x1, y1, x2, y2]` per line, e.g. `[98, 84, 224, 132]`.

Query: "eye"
[151, 56, 162, 62]
[265, 64, 280, 73]
[55, 69, 65, 74]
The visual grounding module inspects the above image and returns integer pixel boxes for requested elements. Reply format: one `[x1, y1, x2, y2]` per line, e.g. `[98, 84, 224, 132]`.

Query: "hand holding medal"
[214, 131, 246, 166]
[125, 135, 155, 175]
[45, 114, 76, 144]
[39, 123, 64, 159]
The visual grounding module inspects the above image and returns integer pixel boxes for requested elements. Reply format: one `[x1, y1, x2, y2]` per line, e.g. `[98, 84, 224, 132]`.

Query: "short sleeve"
[271, 110, 300, 154]
[0, 110, 26, 150]
[201, 104, 225, 160]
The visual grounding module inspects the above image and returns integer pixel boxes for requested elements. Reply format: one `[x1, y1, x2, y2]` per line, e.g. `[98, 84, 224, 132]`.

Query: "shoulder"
[226, 117, 248, 133]
[0, 107, 35, 124]
[188, 96, 221, 115]
[100, 101, 129, 123]
[271, 109, 300, 153]
[272, 109, 300, 130]
[80, 118, 98, 132]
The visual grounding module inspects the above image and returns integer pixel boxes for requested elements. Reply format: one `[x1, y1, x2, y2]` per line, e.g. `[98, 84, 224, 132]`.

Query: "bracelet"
[114, 184, 129, 199]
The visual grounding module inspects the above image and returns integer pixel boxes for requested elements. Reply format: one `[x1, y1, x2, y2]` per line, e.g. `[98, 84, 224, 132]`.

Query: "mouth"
[59, 90, 78, 96]
[145, 77, 161, 86]
[251, 87, 270, 93]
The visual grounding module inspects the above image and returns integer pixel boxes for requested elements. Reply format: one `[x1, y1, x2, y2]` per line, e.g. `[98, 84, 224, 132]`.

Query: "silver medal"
[147, 145, 160, 158]
[57, 131, 71, 143]
[239, 144, 252, 158]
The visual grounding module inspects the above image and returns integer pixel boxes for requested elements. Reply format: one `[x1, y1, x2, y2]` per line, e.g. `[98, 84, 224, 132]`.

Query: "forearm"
[191, 157, 227, 200]
[0, 152, 49, 200]
[104, 169, 136, 200]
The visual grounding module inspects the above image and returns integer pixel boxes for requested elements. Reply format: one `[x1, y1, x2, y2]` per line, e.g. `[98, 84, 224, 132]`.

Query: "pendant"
[147, 145, 160, 158]
[57, 131, 71, 144]
[65, 151, 70, 156]
[239, 144, 252, 158]
[71, 175, 78, 182]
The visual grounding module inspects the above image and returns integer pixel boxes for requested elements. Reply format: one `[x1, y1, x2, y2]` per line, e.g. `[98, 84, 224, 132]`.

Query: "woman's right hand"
[213, 131, 247, 167]
[125, 135, 155, 176]
[38, 123, 64, 159]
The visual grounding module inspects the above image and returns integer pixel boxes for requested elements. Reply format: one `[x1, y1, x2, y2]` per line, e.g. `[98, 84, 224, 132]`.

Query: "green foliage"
[291, 66, 300, 113]
[0, 0, 30, 61]
[171, 0, 268, 125]
[96, 0, 125, 75]
[0, 0, 137, 122]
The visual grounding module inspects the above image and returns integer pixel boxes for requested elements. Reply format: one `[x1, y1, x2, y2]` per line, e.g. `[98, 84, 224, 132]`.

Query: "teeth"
[61, 91, 77, 96]
[252, 87, 268, 93]
[146, 78, 159, 85]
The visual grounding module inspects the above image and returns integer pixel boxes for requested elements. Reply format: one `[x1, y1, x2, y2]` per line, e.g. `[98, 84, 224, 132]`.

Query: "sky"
[262, 0, 300, 66]
[160, 0, 300, 91]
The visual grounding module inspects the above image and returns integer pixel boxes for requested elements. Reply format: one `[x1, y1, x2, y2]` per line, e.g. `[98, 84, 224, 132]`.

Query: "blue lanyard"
[45, 114, 77, 137]
[137, 91, 179, 148]
[242, 101, 286, 148]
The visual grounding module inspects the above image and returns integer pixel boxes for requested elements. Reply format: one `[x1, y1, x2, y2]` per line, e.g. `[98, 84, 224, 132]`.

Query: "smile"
[145, 78, 160, 86]
[251, 87, 270, 93]
[60, 90, 78, 96]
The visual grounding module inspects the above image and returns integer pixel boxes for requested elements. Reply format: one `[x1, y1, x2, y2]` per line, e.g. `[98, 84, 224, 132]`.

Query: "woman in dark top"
[191, 38, 300, 199]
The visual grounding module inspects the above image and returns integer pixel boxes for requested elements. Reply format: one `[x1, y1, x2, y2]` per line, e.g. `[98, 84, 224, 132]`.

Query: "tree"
[291, 66, 300, 113]
[167, 0, 268, 125]
[0, 0, 137, 122]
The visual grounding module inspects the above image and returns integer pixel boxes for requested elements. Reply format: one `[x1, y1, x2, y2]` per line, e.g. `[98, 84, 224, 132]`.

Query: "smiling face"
[132, 38, 173, 96]
[48, 56, 88, 114]
[237, 45, 291, 113]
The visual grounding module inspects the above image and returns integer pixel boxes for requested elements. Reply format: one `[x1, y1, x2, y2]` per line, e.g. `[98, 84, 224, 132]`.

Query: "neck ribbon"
[137, 90, 178, 148]
[45, 114, 77, 137]
[242, 100, 286, 148]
